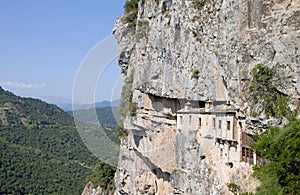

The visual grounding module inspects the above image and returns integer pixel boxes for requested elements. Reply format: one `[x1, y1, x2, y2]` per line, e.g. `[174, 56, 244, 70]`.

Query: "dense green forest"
[70, 106, 120, 129]
[69, 107, 120, 169]
[0, 87, 118, 194]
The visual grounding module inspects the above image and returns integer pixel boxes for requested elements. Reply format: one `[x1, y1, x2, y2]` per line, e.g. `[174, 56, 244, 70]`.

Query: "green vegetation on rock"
[193, 0, 210, 9]
[191, 69, 200, 79]
[118, 70, 136, 138]
[123, 0, 139, 27]
[136, 20, 150, 41]
[87, 161, 116, 192]
[227, 183, 241, 195]
[249, 64, 296, 119]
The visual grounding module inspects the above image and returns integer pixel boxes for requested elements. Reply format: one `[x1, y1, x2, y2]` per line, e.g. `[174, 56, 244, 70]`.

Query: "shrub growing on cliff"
[251, 120, 300, 194]
[116, 123, 128, 138]
[123, 0, 139, 27]
[227, 183, 255, 195]
[136, 20, 150, 40]
[124, 0, 139, 13]
[119, 70, 136, 118]
[87, 161, 116, 192]
[193, 0, 210, 8]
[249, 64, 293, 119]
[191, 69, 200, 79]
[227, 183, 241, 195]
[118, 70, 136, 138]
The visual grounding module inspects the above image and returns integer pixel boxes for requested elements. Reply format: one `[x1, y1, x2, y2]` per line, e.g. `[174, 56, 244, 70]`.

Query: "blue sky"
[0, 0, 126, 104]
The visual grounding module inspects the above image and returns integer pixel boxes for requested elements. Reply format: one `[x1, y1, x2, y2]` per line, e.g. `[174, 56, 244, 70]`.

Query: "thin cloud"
[0, 81, 46, 89]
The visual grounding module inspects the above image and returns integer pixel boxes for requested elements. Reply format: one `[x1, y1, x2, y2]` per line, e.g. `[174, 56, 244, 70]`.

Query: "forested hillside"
[70, 106, 119, 128]
[0, 87, 99, 194]
[70, 107, 120, 145]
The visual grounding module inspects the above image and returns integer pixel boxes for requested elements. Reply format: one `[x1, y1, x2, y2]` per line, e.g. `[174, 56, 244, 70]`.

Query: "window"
[189, 115, 192, 125]
[219, 120, 222, 129]
[179, 116, 182, 125]
[212, 118, 216, 128]
[227, 121, 231, 130]
[198, 118, 201, 128]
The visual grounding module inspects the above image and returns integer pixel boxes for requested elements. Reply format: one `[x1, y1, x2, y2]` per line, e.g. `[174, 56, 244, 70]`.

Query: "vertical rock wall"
[113, 0, 299, 194]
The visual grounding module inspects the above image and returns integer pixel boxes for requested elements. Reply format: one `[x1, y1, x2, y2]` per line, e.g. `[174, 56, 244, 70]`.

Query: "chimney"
[205, 99, 212, 110]
[226, 100, 231, 109]
[185, 101, 191, 111]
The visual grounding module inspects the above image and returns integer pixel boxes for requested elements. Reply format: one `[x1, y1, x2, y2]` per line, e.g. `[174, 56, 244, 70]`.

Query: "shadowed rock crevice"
[133, 148, 171, 182]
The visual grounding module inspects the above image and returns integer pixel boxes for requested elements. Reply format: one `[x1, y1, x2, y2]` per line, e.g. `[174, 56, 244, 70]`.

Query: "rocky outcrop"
[82, 182, 114, 195]
[113, 0, 300, 194]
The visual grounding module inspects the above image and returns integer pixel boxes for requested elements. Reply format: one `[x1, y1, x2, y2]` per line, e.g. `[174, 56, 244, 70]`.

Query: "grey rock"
[113, 0, 300, 194]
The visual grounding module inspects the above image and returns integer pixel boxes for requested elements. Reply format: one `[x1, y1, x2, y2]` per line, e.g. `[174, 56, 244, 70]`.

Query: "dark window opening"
[198, 118, 201, 128]
[198, 101, 205, 108]
[227, 121, 231, 130]
[219, 120, 222, 129]
[213, 118, 216, 128]
[241, 146, 254, 164]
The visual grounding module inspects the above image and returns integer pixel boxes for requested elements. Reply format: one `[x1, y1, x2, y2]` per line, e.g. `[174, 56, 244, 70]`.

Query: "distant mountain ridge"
[58, 99, 121, 111]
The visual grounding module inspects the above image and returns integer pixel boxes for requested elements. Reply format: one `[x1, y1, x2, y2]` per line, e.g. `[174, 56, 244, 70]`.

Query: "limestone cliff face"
[113, 0, 300, 194]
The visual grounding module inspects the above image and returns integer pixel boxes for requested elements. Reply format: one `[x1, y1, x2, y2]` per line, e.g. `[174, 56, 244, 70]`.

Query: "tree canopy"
[251, 120, 300, 194]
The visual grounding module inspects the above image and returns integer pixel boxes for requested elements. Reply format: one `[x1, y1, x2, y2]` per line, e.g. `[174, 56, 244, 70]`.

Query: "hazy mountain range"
[58, 99, 121, 111]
